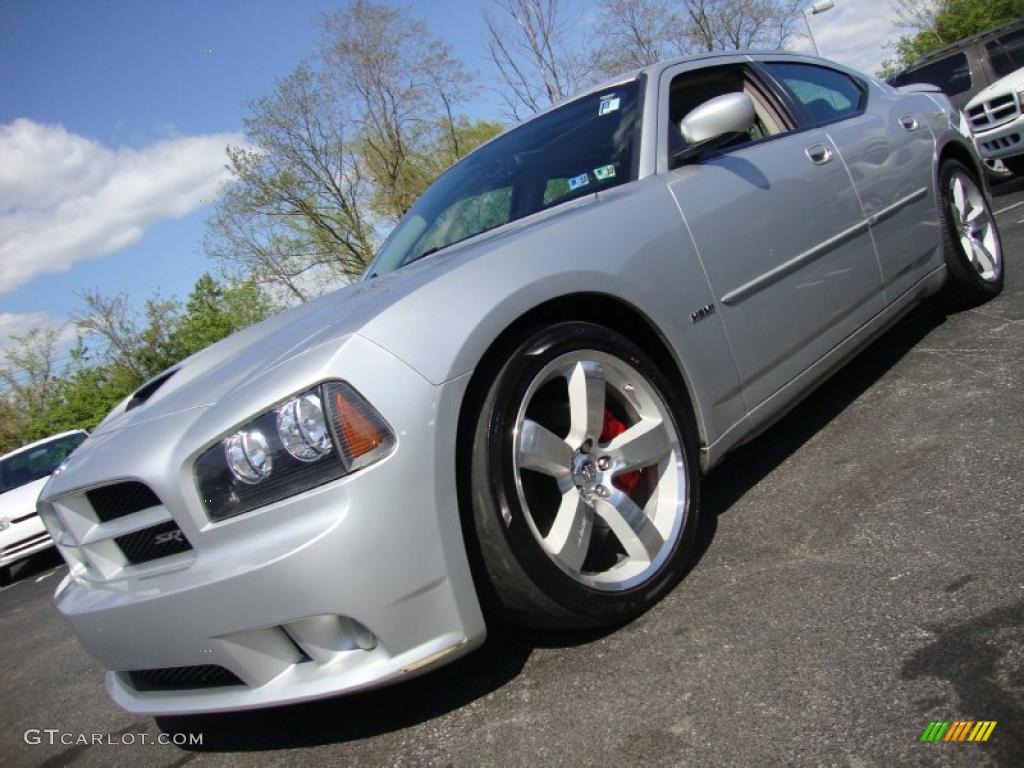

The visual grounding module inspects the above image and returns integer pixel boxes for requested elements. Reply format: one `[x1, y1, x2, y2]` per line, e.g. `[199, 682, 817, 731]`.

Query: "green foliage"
[0, 275, 277, 454]
[881, 0, 1024, 75]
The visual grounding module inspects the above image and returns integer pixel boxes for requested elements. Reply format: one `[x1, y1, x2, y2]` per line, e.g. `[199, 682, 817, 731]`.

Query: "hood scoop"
[125, 368, 179, 411]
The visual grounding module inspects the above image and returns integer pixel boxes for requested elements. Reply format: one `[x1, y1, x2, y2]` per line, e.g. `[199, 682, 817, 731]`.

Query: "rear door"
[763, 60, 939, 304]
[659, 58, 885, 410]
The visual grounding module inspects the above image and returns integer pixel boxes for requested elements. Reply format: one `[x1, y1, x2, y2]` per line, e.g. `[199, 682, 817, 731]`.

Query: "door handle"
[805, 143, 833, 165]
[899, 114, 920, 131]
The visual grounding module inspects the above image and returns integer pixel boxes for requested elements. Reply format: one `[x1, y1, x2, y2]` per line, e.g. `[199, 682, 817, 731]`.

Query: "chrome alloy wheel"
[512, 351, 688, 591]
[950, 172, 1002, 283]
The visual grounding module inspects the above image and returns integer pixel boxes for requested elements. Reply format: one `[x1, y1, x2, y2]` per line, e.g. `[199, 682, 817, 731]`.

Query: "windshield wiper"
[406, 233, 478, 266]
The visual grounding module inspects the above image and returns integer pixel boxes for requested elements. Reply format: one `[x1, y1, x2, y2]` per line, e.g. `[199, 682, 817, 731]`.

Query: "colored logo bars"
[920, 721, 997, 742]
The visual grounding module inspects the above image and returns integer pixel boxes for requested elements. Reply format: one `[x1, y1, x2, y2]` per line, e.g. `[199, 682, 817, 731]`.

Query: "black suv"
[889, 19, 1024, 110]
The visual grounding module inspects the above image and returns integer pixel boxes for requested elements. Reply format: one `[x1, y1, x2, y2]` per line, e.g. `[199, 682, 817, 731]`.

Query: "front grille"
[115, 520, 192, 564]
[981, 133, 1021, 152]
[128, 665, 243, 691]
[968, 93, 1020, 131]
[86, 481, 161, 523]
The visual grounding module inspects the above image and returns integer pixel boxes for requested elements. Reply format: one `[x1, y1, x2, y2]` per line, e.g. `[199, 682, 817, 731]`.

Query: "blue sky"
[0, 0, 504, 355]
[0, 0, 899, 356]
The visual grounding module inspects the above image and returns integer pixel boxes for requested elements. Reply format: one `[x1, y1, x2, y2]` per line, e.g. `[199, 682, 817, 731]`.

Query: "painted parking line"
[35, 569, 57, 583]
[995, 200, 1024, 215]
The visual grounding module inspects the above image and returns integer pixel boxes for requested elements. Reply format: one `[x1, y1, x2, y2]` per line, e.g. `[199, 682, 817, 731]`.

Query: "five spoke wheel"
[514, 352, 687, 591]
[949, 171, 1001, 283]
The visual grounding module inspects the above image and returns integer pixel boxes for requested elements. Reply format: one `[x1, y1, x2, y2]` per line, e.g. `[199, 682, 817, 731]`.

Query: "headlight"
[276, 392, 332, 461]
[195, 381, 394, 522]
[225, 430, 273, 483]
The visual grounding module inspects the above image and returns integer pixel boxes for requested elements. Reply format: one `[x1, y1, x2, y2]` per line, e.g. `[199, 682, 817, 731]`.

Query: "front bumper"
[0, 514, 53, 567]
[973, 111, 1024, 161]
[38, 334, 485, 714]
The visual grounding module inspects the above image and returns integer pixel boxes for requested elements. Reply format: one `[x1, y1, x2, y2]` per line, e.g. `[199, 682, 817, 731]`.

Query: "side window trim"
[757, 60, 869, 130]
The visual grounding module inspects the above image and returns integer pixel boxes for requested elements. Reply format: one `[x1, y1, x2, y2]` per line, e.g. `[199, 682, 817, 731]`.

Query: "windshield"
[0, 433, 86, 494]
[368, 80, 642, 276]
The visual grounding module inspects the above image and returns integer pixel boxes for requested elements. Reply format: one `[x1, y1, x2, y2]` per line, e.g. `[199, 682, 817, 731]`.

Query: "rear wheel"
[936, 160, 1004, 308]
[466, 322, 700, 629]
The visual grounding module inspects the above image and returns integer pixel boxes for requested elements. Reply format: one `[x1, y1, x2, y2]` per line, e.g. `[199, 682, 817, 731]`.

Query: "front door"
[660, 61, 885, 409]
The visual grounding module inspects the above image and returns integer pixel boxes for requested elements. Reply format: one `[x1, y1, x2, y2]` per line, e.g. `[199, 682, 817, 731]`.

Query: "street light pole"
[802, 0, 835, 57]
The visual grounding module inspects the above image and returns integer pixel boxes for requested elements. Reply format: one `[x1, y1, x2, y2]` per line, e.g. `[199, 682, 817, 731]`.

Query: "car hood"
[966, 69, 1024, 107]
[0, 476, 49, 517]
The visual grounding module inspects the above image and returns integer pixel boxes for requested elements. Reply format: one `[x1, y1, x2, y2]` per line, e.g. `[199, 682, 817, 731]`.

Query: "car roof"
[901, 18, 1024, 71]
[0, 429, 88, 462]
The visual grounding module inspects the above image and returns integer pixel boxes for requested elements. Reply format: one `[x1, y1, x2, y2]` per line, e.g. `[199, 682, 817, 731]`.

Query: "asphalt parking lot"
[3, 182, 1023, 768]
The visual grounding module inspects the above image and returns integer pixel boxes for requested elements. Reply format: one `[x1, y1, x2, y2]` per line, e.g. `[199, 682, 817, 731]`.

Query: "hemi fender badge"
[690, 303, 715, 323]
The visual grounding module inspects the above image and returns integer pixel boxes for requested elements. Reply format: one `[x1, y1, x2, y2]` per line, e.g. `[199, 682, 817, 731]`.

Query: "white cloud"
[789, 0, 905, 76]
[0, 119, 243, 294]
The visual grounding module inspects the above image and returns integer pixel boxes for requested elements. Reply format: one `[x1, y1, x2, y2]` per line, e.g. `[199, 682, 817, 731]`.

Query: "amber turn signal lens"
[323, 382, 395, 472]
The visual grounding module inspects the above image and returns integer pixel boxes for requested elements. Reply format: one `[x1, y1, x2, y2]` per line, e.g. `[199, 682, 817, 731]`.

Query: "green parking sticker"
[594, 164, 616, 181]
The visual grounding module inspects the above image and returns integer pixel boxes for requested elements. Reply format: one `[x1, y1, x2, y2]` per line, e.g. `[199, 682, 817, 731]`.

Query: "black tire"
[935, 159, 1004, 309]
[463, 321, 701, 630]
[1003, 156, 1024, 177]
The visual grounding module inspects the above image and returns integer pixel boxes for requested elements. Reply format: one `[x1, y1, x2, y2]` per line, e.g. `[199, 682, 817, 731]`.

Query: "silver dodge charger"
[38, 52, 1003, 714]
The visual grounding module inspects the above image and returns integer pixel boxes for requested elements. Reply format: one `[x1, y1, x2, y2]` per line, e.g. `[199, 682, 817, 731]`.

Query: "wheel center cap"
[572, 454, 598, 489]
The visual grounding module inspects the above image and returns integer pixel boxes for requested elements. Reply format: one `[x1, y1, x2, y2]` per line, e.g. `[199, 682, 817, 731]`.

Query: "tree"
[0, 275, 279, 453]
[595, 0, 802, 76]
[680, 0, 803, 52]
[207, 0, 501, 301]
[487, 0, 806, 108]
[319, 0, 494, 221]
[880, 0, 1024, 75]
[0, 327, 65, 444]
[597, 0, 680, 72]
[206, 65, 377, 302]
[484, 0, 595, 119]
[166, 274, 276, 360]
[71, 290, 165, 382]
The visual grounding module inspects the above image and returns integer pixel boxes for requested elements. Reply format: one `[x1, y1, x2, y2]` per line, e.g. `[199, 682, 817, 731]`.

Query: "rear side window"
[764, 62, 865, 124]
[987, 29, 1024, 78]
[895, 53, 971, 96]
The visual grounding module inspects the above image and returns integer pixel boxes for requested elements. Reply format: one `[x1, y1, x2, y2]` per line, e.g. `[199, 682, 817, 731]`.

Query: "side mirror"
[674, 92, 756, 164]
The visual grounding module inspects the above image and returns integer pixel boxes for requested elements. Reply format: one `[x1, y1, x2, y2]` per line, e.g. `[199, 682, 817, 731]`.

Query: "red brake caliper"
[600, 408, 642, 496]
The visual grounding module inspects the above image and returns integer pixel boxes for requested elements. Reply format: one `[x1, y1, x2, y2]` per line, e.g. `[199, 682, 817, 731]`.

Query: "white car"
[965, 67, 1024, 176]
[0, 430, 87, 581]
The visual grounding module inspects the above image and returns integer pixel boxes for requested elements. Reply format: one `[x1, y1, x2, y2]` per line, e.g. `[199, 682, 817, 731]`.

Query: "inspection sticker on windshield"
[568, 172, 590, 191]
[598, 94, 620, 116]
[594, 164, 616, 181]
